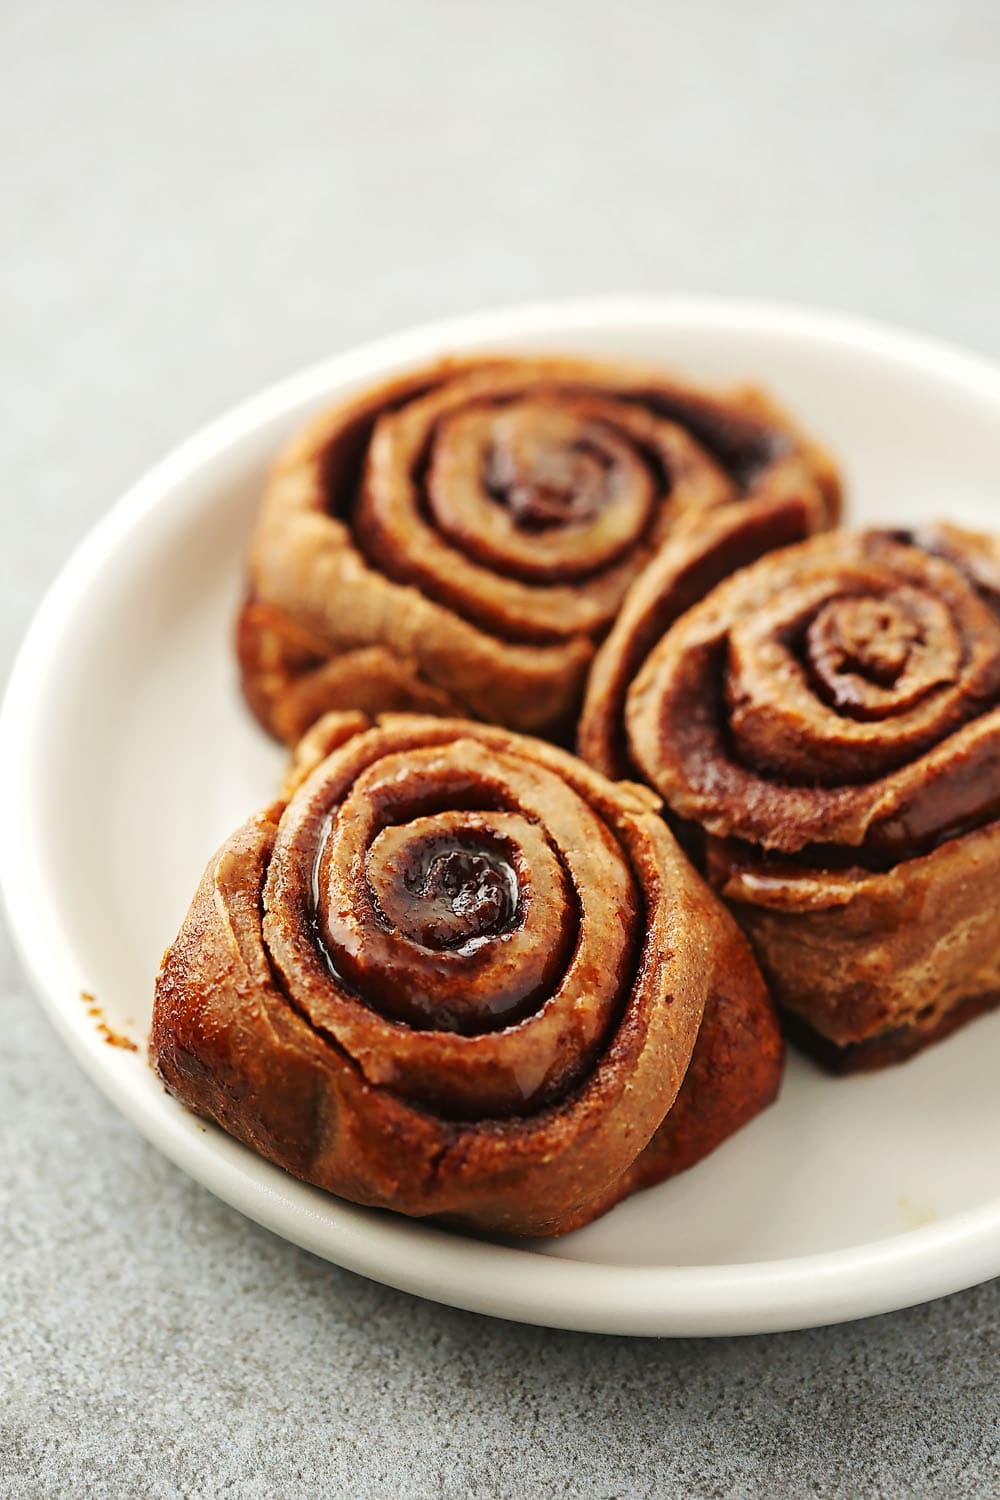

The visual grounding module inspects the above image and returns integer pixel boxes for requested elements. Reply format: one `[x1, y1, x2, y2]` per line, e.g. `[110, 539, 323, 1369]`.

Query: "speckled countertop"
[4, 2, 1000, 1494]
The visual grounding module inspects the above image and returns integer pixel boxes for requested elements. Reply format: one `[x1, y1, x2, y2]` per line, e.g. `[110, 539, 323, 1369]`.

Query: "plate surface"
[5, 296, 1000, 1337]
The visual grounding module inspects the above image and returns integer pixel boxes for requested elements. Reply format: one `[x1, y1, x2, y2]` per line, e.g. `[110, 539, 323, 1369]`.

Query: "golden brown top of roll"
[240, 354, 840, 743]
[626, 522, 1000, 863]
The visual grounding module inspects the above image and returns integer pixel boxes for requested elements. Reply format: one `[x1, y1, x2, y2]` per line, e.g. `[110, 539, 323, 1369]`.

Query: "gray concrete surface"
[3, 1, 1000, 1494]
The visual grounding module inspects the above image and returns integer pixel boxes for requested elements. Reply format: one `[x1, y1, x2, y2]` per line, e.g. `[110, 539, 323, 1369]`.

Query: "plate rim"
[5, 293, 1000, 1337]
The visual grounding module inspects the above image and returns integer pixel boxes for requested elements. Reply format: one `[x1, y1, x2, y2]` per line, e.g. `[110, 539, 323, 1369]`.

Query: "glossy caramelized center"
[367, 826, 519, 951]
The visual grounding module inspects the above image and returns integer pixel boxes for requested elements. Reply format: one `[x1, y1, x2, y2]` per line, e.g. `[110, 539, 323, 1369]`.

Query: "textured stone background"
[3, 2, 1000, 1495]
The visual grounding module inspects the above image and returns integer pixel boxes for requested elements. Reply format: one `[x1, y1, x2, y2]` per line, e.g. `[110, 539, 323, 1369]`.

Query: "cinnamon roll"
[622, 523, 1000, 1071]
[238, 356, 839, 745]
[152, 714, 781, 1236]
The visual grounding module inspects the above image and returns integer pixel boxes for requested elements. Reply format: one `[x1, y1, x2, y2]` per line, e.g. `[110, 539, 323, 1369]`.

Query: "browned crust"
[783, 988, 1000, 1073]
[627, 949, 783, 1186]
[152, 713, 781, 1237]
[715, 818, 1000, 1054]
[560, 933, 784, 1231]
[237, 603, 466, 746]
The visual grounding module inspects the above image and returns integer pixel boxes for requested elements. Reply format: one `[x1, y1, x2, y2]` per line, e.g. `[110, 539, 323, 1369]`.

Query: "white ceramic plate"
[5, 297, 1000, 1337]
